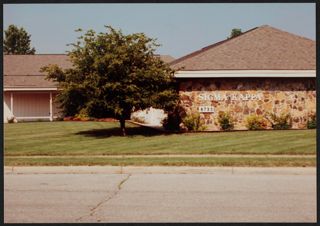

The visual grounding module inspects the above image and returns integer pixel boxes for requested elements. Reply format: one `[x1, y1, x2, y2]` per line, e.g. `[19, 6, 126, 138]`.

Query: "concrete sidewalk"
[4, 165, 316, 175]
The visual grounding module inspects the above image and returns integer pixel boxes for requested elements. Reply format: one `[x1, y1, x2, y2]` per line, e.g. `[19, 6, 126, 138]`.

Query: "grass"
[4, 156, 315, 167]
[4, 121, 316, 166]
[5, 121, 316, 156]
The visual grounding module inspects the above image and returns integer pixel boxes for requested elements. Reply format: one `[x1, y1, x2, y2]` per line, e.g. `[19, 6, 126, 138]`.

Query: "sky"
[3, 3, 316, 59]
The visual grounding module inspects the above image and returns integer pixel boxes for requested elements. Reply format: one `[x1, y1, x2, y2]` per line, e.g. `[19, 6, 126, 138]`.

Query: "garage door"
[13, 92, 50, 118]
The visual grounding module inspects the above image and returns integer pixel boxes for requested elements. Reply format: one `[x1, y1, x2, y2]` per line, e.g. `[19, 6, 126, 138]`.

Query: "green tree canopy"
[41, 25, 179, 136]
[4, 24, 36, 54]
[229, 28, 242, 38]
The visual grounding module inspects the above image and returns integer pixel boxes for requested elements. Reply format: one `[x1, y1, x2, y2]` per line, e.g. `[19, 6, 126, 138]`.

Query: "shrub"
[74, 108, 93, 121]
[307, 112, 316, 129]
[245, 115, 268, 130]
[162, 105, 186, 131]
[182, 111, 206, 131]
[266, 112, 292, 130]
[217, 112, 234, 131]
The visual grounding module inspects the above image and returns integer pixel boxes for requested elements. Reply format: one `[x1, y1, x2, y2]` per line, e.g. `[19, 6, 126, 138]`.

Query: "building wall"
[3, 91, 61, 122]
[179, 77, 316, 130]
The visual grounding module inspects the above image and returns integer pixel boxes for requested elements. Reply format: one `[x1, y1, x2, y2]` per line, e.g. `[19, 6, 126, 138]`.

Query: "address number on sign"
[198, 106, 215, 113]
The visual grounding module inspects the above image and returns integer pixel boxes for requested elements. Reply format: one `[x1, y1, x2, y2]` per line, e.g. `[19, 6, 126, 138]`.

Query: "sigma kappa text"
[198, 93, 263, 101]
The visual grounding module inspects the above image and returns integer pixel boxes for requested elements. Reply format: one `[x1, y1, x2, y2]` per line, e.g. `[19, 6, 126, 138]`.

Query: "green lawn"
[5, 156, 315, 167]
[4, 121, 316, 156]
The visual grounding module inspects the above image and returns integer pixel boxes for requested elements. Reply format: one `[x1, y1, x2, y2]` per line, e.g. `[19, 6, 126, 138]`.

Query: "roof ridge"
[169, 26, 260, 67]
[260, 25, 315, 42]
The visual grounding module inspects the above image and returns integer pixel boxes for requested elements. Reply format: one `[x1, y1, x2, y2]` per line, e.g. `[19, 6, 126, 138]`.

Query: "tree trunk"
[120, 117, 126, 136]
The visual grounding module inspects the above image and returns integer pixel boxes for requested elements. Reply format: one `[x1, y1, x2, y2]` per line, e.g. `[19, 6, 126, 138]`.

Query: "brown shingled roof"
[156, 54, 176, 63]
[4, 54, 72, 88]
[4, 75, 58, 88]
[170, 25, 315, 70]
[4, 54, 72, 76]
[4, 54, 175, 88]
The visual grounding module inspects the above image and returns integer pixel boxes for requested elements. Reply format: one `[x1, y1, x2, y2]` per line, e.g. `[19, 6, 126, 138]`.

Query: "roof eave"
[174, 70, 316, 78]
[4, 87, 59, 91]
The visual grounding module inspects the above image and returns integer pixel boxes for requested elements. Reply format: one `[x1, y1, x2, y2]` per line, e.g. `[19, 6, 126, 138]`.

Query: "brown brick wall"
[178, 77, 316, 130]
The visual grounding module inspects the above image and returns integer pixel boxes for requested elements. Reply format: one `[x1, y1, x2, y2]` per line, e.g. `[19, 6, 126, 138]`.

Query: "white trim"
[49, 92, 53, 122]
[10, 93, 13, 114]
[10, 92, 13, 113]
[4, 87, 58, 91]
[16, 116, 51, 119]
[174, 70, 316, 78]
[15, 116, 59, 120]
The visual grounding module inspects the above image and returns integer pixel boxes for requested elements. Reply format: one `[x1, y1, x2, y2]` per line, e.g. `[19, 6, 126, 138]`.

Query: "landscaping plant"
[266, 112, 292, 130]
[307, 112, 316, 129]
[182, 111, 206, 131]
[74, 108, 93, 121]
[162, 104, 186, 132]
[217, 112, 234, 131]
[245, 115, 268, 130]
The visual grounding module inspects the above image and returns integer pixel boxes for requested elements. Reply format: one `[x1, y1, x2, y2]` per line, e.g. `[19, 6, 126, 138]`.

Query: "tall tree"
[229, 28, 242, 38]
[4, 24, 36, 54]
[41, 26, 179, 136]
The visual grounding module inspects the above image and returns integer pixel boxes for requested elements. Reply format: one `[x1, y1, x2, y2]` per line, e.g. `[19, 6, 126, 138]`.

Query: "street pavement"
[4, 166, 317, 223]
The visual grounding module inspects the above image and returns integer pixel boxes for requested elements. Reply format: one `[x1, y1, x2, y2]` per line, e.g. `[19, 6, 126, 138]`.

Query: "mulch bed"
[63, 117, 118, 122]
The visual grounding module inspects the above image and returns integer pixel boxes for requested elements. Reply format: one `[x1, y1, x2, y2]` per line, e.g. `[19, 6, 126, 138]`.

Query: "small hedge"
[307, 112, 316, 129]
[245, 115, 268, 130]
[162, 105, 186, 131]
[182, 111, 206, 131]
[74, 108, 94, 121]
[266, 112, 292, 130]
[217, 112, 234, 131]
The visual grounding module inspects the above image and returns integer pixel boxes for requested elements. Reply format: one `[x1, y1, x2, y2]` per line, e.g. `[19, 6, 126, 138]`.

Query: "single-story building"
[3, 25, 316, 130]
[3, 54, 72, 122]
[170, 25, 316, 130]
[3, 54, 175, 123]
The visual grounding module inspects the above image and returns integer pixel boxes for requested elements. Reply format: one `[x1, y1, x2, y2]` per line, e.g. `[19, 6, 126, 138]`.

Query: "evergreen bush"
[217, 112, 234, 131]
[162, 105, 186, 131]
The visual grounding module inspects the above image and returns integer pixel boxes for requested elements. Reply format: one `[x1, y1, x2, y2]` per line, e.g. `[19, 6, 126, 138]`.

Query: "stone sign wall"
[179, 77, 316, 130]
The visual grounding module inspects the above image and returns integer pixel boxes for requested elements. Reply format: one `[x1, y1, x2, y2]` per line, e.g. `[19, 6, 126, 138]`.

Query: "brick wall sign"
[179, 77, 316, 131]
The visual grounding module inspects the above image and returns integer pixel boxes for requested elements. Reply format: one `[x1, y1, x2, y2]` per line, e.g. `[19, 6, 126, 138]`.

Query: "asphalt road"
[4, 166, 316, 223]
